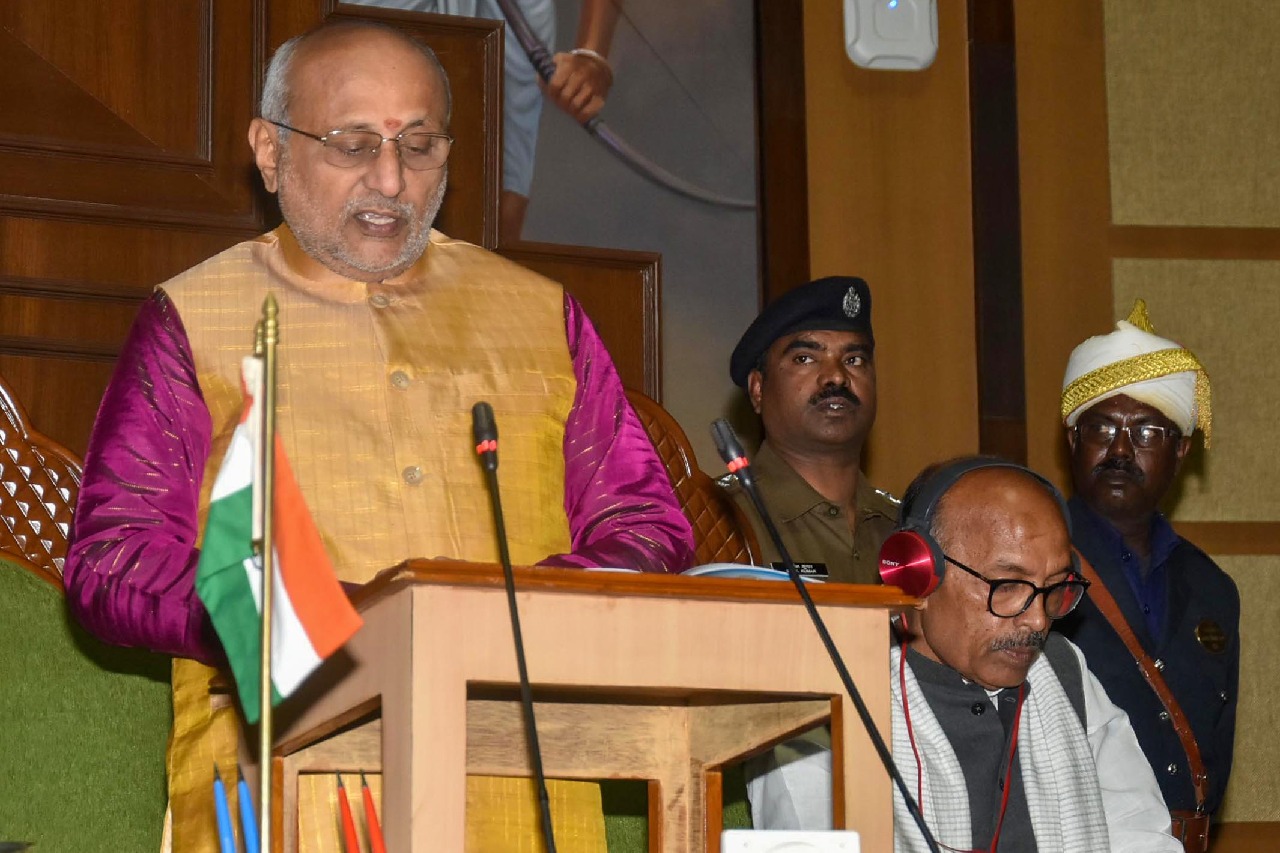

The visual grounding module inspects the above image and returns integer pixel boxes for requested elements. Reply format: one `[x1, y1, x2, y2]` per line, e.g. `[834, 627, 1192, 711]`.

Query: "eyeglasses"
[1075, 421, 1179, 450]
[943, 554, 1090, 619]
[268, 120, 453, 171]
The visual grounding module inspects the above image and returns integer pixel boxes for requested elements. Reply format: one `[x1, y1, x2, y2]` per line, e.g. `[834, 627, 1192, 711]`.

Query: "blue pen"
[212, 765, 236, 853]
[238, 768, 261, 853]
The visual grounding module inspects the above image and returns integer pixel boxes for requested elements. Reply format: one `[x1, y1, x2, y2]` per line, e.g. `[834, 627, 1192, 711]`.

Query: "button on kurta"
[390, 370, 411, 390]
[369, 293, 391, 308]
[402, 465, 423, 485]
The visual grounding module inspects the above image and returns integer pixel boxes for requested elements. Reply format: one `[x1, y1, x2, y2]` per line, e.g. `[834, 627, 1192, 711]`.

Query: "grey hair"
[258, 21, 453, 137]
[260, 35, 300, 125]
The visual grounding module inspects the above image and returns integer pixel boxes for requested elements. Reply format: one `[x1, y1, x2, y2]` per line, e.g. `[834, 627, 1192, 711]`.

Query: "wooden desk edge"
[350, 561, 918, 611]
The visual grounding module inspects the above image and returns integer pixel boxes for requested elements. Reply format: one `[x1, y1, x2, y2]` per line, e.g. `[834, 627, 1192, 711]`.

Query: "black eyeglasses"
[943, 554, 1090, 619]
[268, 120, 453, 171]
[1075, 421, 1179, 450]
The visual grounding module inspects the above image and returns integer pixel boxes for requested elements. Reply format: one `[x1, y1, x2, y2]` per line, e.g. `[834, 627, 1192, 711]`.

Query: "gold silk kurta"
[168, 226, 575, 575]
[163, 226, 605, 851]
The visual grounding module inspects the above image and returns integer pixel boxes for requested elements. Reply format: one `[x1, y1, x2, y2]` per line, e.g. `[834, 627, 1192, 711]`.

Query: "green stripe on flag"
[199, 485, 255, 570]
[196, 485, 280, 723]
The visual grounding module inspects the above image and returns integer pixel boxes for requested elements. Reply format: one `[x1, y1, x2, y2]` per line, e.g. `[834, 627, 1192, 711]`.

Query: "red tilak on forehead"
[384, 118, 404, 131]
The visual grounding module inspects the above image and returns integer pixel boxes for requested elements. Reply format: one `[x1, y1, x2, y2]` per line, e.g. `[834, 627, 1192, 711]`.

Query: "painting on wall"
[352, 0, 762, 469]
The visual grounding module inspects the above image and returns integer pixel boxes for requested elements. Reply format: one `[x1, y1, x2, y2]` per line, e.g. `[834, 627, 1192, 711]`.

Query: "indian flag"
[196, 356, 362, 723]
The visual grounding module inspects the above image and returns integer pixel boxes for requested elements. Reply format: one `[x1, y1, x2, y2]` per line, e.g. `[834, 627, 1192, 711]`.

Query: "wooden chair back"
[0, 374, 83, 578]
[625, 390, 760, 566]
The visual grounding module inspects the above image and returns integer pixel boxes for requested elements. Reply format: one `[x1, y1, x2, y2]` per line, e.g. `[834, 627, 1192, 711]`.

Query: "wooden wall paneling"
[1173, 523, 1280, 557]
[0, 214, 258, 452]
[801, 0, 978, 494]
[0, 0, 270, 453]
[0, 0, 263, 230]
[1110, 225, 1280, 261]
[1013, 0, 1113, 488]
[1212, 822, 1280, 853]
[500, 243, 661, 400]
[754, 0, 808, 305]
[0, 356, 116, 459]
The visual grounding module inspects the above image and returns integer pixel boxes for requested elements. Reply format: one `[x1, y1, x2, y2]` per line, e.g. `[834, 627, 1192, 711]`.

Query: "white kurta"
[746, 639, 1182, 853]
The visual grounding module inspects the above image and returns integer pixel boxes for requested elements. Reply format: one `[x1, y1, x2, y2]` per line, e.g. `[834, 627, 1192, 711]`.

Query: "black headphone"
[878, 457, 1078, 598]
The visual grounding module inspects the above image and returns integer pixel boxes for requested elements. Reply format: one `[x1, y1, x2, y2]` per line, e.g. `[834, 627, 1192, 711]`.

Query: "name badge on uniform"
[771, 562, 828, 580]
[1195, 619, 1228, 655]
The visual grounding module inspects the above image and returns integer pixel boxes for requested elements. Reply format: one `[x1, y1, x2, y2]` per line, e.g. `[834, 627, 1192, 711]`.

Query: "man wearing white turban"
[1058, 300, 1238, 853]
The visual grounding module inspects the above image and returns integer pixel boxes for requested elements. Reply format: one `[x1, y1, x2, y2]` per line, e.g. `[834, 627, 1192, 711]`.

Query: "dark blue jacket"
[1058, 496, 1239, 814]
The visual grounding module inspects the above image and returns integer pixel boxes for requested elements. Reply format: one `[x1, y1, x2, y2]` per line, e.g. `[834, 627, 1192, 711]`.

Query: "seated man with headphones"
[747, 457, 1182, 852]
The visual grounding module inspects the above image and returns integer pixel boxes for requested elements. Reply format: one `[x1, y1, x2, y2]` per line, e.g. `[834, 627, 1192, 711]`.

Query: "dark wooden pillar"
[968, 0, 1027, 462]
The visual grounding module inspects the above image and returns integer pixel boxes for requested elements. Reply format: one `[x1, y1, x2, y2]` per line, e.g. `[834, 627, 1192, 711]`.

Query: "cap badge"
[842, 287, 862, 319]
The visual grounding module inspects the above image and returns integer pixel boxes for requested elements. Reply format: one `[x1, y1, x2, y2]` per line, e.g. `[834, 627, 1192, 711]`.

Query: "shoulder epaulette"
[874, 487, 901, 506]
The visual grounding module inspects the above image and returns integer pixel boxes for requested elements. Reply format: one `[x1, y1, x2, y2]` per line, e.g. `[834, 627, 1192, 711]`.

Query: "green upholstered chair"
[0, 555, 171, 852]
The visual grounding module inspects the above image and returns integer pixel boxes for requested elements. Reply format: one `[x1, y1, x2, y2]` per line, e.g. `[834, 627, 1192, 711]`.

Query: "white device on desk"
[722, 829, 861, 852]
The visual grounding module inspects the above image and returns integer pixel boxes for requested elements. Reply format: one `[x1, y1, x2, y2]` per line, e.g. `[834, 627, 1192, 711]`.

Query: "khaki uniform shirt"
[724, 441, 898, 584]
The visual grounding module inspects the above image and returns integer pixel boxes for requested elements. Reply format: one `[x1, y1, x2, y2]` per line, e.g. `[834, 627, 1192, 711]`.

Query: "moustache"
[808, 385, 861, 407]
[344, 194, 419, 221]
[1093, 457, 1144, 483]
[990, 630, 1047, 652]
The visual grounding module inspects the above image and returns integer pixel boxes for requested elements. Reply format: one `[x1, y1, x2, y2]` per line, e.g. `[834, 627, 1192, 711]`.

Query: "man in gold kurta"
[64, 20, 694, 852]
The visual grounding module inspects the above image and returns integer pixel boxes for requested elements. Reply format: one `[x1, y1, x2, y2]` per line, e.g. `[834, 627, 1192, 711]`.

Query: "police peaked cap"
[730, 276, 874, 388]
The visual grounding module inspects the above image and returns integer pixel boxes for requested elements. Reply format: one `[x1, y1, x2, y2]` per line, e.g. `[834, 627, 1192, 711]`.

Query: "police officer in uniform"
[726, 276, 897, 581]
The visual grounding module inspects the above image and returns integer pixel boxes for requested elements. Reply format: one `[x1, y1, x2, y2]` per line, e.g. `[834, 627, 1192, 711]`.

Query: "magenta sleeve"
[540, 295, 696, 573]
[63, 290, 221, 662]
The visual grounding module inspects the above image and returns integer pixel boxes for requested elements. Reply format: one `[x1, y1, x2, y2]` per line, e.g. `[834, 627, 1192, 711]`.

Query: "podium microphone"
[709, 419, 939, 853]
[472, 401, 557, 853]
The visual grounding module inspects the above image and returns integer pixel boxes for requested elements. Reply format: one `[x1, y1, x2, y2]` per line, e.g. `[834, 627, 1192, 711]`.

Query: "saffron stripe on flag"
[271, 435, 362, 660]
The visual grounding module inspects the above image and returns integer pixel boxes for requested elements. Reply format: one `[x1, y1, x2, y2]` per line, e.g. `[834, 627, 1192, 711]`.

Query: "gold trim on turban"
[1060, 302, 1212, 447]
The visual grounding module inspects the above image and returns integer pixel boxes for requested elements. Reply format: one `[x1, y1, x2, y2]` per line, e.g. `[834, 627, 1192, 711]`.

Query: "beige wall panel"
[803, 0, 977, 495]
[1104, 0, 1280, 227]
[1112, 260, 1280, 521]
[1216, 556, 1280, 822]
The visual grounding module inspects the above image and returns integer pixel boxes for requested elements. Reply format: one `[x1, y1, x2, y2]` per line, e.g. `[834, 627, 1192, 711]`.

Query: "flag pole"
[256, 294, 279, 850]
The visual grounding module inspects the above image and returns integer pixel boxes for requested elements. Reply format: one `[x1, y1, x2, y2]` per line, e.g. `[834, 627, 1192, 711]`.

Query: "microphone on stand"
[709, 419, 939, 853]
[472, 401, 557, 853]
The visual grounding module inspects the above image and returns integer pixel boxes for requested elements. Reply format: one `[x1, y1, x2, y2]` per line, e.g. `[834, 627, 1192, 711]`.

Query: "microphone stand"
[473, 402, 558, 853]
[710, 419, 940, 853]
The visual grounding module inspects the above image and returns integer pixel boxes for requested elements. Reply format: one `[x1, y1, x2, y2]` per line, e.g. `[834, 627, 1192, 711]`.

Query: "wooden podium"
[260, 562, 912, 852]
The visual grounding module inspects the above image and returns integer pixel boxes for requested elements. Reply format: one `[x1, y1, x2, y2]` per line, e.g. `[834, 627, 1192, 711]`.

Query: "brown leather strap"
[1075, 550, 1209, 812]
[1170, 810, 1211, 853]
